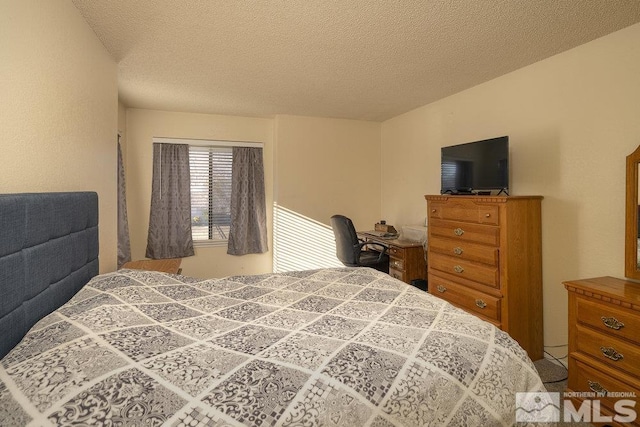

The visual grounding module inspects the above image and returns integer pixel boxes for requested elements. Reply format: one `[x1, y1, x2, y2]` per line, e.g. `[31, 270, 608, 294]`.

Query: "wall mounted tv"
[440, 136, 509, 195]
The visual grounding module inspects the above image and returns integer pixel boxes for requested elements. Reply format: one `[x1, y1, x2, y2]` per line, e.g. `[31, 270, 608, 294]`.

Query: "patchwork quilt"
[0, 267, 545, 426]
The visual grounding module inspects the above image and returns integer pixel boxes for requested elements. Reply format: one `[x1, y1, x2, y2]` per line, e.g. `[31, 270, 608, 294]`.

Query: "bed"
[0, 192, 546, 426]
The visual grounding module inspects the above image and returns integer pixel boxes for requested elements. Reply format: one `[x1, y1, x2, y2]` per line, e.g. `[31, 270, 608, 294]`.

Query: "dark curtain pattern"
[117, 141, 131, 267]
[227, 147, 268, 255]
[146, 143, 195, 259]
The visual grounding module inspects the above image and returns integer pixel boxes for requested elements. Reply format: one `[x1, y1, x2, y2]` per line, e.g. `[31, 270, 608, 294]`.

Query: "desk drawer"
[429, 201, 500, 225]
[429, 219, 499, 246]
[387, 245, 406, 260]
[576, 297, 640, 345]
[429, 253, 499, 288]
[389, 267, 404, 282]
[429, 275, 500, 322]
[429, 235, 498, 266]
[390, 258, 404, 270]
[576, 324, 640, 379]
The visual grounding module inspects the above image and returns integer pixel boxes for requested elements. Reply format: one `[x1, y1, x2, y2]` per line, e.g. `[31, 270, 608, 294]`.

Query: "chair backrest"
[330, 214, 360, 266]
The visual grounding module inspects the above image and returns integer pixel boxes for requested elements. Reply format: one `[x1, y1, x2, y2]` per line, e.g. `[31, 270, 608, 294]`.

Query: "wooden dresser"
[564, 277, 640, 425]
[425, 195, 543, 360]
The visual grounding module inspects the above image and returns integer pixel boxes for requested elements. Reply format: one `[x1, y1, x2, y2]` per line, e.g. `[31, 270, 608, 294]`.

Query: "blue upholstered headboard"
[0, 192, 99, 359]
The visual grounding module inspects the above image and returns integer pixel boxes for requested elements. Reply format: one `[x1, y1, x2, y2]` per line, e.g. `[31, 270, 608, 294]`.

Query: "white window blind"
[189, 146, 233, 242]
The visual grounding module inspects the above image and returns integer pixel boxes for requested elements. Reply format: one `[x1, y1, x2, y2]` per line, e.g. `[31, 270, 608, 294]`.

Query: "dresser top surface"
[564, 276, 640, 304]
[425, 195, 543, 202]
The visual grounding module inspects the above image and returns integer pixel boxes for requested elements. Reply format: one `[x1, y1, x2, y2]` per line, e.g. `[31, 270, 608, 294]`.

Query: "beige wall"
[1, 0, 118, 272]
[381, 23, 640, 356]
[275, 115, 382, 228]
[125, 109, 274, 278]
[124, 111, 381, 277]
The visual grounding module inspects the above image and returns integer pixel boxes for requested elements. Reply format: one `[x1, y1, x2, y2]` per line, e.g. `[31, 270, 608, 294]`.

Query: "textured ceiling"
[72, 0, 640, 122]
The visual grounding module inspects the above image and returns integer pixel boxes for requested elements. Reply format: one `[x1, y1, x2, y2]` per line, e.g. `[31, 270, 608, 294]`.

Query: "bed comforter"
[0, 267, 545, 426]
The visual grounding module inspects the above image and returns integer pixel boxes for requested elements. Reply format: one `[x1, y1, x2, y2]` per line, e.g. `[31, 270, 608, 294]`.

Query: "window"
[189, 146, 232, 243]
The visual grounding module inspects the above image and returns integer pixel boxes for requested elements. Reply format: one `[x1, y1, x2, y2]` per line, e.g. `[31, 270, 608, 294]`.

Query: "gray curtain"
[117, 140, 131, 267]
[146, 143, 195, 259]
[227, 147, 268, 255]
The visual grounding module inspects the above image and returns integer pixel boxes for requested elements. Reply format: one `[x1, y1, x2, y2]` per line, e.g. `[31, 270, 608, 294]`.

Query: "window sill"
[193, 240, 228, 248]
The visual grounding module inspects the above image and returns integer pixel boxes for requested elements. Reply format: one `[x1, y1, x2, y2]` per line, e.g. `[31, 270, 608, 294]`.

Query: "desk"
[358, 232, 427, 285]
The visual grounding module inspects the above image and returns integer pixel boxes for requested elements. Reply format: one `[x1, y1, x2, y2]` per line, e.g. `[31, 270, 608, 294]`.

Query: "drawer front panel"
[429, 235, 499, 266]
[429, 201, 500, 225]
[387, 246, 405, 259]
[570, 358, 640, 417]
[576, 324, 640, 379]
[389, 267, 405, 282]
[576, 297, 640, 345]
[429, 219, 500, 246]
[389, 258, 404, 270]
[429, 275, 500, 321]
[429, 253, 499, 288]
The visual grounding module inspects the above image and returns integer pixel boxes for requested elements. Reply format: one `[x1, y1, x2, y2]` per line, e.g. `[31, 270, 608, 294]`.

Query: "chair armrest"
[358, 241, 388, 255]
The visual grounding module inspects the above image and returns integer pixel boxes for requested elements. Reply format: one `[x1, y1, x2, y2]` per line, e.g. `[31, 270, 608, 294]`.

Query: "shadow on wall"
[273, 204, 344, 273]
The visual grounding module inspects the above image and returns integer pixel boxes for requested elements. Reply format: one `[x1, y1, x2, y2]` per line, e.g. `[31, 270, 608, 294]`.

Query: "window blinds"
[188, 146, 233, 241]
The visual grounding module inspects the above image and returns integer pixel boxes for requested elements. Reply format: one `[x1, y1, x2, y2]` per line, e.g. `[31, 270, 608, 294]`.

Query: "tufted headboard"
[0, 192, 99, 359]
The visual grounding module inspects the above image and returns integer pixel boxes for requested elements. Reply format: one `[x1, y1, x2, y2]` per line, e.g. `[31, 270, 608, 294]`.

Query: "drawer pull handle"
[453, 247, 463, 255]
[454, 228, 464, 236]
[588, 380, 608, 396]
[453, 265, 464, 274]
[600, 346, 624, 361]
[485, 213, 491, 218]
[431, 209, 437, 213]
[601, 316, 625, 330]
[475, 299, 487, 309]
[436, 285, 446, 293]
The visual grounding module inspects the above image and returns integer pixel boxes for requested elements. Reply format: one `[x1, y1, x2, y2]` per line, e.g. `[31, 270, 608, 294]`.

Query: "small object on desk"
[375, 222, 397, 234]
[122, 258, 182, 274]
[362, 230, 399, 239]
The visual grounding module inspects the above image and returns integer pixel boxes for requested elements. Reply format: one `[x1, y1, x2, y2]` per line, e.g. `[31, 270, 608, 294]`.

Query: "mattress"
[0, 267, 545, 426]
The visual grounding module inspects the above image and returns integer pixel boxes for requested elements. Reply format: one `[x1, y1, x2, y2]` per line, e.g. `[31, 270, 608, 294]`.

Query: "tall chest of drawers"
[564, 277, 640, 425]
[425, 195, 543, 360]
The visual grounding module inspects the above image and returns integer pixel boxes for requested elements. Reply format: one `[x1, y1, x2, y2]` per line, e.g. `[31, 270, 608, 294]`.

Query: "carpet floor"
[533, 358, 594, 426]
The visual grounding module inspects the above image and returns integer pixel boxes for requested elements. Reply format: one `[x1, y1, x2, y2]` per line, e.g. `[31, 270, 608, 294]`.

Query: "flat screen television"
[440, 136, 509, 195]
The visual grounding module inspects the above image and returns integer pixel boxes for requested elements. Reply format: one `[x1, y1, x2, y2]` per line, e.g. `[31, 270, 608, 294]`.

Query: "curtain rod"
[152, 137, 264, 148]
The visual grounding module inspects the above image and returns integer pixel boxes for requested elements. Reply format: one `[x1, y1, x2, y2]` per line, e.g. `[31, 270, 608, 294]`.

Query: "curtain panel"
[146, 143, 195, 259]
[117, 141, 131, 267]
[227, 147, 268, 255]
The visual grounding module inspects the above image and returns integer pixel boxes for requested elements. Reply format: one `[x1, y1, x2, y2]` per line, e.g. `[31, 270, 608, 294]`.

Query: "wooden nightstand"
[122, 258, 182, 274]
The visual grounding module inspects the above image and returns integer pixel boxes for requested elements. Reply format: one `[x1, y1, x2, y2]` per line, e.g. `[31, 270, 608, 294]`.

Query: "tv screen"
[441, 136, 509, 194]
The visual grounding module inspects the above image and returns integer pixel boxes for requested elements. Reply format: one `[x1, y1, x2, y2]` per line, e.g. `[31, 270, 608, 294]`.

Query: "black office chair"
[330, 214, 389, 273]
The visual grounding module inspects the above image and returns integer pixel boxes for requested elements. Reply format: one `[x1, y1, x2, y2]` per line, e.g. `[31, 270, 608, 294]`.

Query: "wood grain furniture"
[122, 258, 182, 274]
[359, 232, 427, 285]
[425, 195, 543, 360]
[564, 277, 640, 426]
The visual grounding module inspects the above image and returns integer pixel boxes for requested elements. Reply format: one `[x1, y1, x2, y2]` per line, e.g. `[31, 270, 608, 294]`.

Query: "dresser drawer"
[576, 324, 640, 379]
[576, 297, 640, 345]
[429, 219, 500, 246]
[429, 253, 499, 288]
[569, 358, 640, 418]
[429, 275, 501, 322]
[429, 235, 499, 266]
[429, 201, 500, 225]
